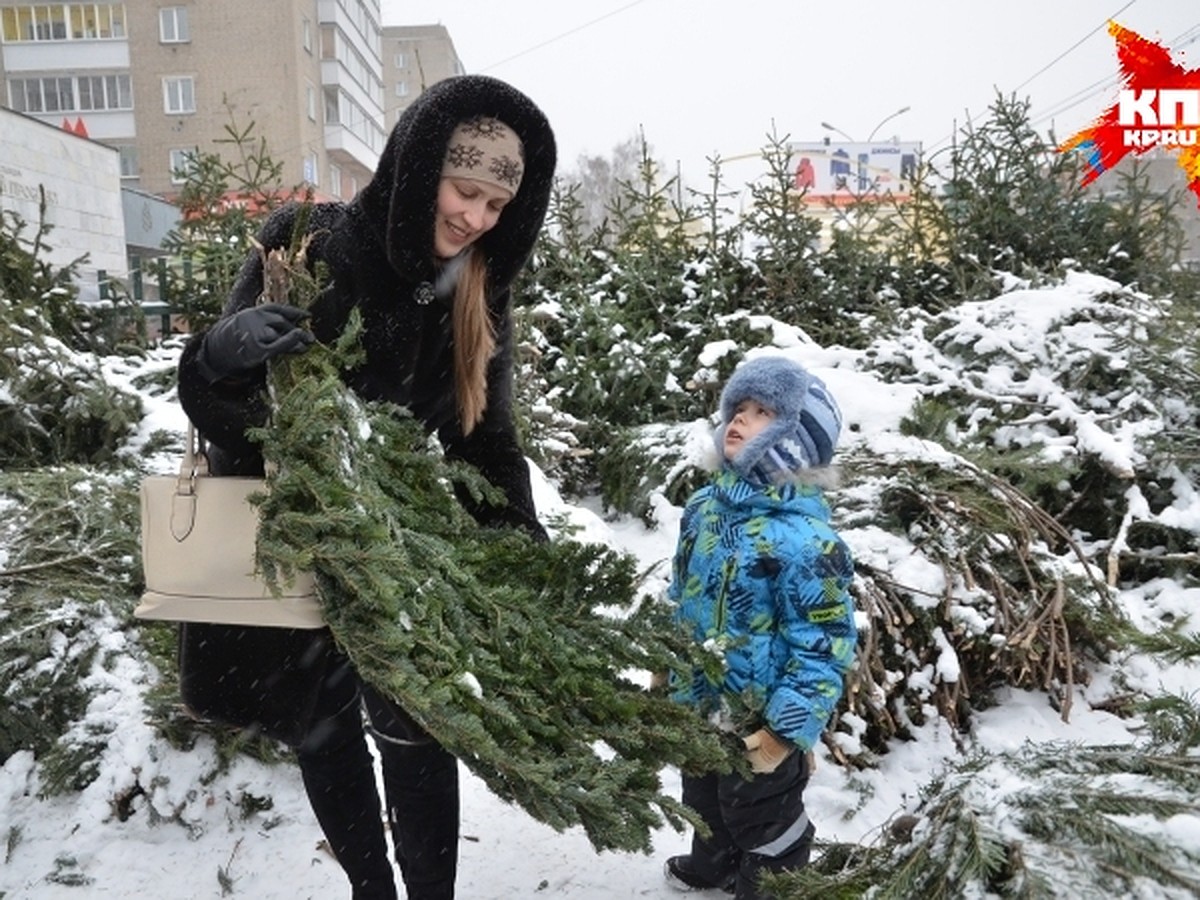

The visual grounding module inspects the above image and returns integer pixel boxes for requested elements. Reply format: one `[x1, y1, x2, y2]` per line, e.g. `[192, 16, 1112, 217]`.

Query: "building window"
[302, 18, 312, 52]
[108, 3, 125, 37]
[117, 145, 138, 179]
[303, 153, 319, 187]
[13, 79, 38, 112]
[42, 5, 68, 39]
[323, 86, 340, 125]
[15, 76, 74, 112]
[163, 76, 195, 114]
[1, 3, 126, 42]
[50, 76, 73, 111]
[322, 86, 385, 155]
[159, 7, 189, 43]
[319, 23, 335, 59]
[319, 23, 383, 101]
[394, 80, 408, 98]
[78, 74, 133, 110]
[329, 163, 342, 198]
[169, 148, 198, 184]
[8, 73, 132, 113]
[306, 82, 316, 121]
[18, 4, 68, 40]
[393, 51, 404, 68]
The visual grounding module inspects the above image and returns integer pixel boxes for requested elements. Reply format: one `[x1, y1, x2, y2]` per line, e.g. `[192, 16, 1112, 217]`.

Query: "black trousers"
[296, 656, 459, 900]
[681, 750, 814, 900]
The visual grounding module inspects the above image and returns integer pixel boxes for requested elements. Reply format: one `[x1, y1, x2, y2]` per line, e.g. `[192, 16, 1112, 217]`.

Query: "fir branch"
[251, 242, 731, 853]
[0, 468, 140, 598]
[1011, 743, 1200, 790]
[0, 467, 143, 784]
[1137, 692, 1200, 753]
[1018, 795, 1200, 895]
[1117, 622, 1200, 664]
[767, 743, 1200, 899]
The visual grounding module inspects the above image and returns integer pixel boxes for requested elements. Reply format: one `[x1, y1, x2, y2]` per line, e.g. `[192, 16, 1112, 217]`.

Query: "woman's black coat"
[177, 74, 556, 536]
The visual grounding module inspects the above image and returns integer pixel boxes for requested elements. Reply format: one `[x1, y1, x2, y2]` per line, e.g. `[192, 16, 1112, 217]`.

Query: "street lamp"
[819, 121, 853, 143]
[821, 106, 911, 143]
[868, 105, 911, 142]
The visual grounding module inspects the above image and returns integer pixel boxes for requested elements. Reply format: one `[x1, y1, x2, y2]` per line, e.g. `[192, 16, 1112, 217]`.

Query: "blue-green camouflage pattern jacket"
[668, 467, 857, 750]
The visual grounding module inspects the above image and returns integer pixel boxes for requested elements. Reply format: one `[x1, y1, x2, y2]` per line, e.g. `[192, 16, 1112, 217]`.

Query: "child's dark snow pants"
[681, 749, 815, 900]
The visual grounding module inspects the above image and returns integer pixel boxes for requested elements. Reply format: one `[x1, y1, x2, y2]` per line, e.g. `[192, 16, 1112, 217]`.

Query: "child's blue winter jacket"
[668, 467, 857, 751]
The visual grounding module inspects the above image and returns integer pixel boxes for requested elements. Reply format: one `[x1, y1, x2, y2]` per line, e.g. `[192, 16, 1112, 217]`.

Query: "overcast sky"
[380, 0, 1198, 187]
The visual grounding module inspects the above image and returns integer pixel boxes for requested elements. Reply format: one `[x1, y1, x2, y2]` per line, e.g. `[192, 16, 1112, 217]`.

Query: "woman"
[175, 75, 555, 900]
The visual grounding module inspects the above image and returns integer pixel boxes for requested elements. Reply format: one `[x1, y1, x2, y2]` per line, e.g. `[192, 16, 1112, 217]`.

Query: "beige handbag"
[135, 423, 324, 629]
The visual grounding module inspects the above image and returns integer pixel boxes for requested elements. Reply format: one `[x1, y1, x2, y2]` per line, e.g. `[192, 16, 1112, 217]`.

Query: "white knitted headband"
[442, 117, 525, 195]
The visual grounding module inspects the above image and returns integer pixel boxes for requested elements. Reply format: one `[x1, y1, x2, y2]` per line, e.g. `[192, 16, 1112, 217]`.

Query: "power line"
[475, 0, 649, 73]
[1012, 0, 1136, 95]
[1030, 20, 1200, 132]
[924, 0, 1144, 153]
[255, 2, 655, 179]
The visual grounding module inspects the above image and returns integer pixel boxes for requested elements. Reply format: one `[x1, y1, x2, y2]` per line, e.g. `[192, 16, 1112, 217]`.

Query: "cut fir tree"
[248, 235, 733, 855]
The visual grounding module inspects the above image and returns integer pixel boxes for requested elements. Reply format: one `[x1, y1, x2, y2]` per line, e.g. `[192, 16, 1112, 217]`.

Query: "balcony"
[324, 123, 379, 172]
[2, 38, 128, 72]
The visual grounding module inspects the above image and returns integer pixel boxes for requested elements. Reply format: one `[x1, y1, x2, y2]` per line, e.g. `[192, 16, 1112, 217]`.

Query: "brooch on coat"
[413, 282, 436, 305]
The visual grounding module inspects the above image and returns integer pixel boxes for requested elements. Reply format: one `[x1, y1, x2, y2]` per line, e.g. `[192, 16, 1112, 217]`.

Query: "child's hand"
[742, 728, 793, 774]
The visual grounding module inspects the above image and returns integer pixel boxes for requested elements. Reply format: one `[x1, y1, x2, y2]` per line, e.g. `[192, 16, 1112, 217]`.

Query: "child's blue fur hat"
[715, 355, 842, 484]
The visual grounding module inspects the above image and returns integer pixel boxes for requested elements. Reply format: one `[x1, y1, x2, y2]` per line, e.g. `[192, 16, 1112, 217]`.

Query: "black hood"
[356, 74, 557, 295]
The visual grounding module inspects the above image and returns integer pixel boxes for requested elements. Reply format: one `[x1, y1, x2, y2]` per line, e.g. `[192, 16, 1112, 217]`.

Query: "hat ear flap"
[703, 425, 725, 472]
[712, 424, 727, 465]
[797, 411, 828, 467]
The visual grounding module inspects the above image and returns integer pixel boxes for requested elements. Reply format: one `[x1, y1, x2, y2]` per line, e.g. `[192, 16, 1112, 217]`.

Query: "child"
[664, 355, 857, 899]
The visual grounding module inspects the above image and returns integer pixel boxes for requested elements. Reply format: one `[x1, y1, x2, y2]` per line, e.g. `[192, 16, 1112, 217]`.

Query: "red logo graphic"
[1059, 22, 1200, 205]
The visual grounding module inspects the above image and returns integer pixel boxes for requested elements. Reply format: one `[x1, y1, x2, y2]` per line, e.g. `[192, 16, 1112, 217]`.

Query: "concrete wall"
[0, 106, 125, 302]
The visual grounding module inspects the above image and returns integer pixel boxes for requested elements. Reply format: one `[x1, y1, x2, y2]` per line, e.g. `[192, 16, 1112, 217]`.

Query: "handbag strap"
[168, 423, 207, 541]
[178, 422, 210, 486]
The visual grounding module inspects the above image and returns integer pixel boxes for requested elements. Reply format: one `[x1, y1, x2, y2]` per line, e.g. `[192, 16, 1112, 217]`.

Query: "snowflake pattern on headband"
[463, 118, 507, 141]
[442, 117, 524, 193]
[445, 143, 484, 170]
[490, 155, 523, 188]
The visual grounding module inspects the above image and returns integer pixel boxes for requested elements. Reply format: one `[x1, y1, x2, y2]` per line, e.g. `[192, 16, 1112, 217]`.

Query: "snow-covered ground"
[2, 271, 1197, 898]
[0, 481, 1144, 899]
[0, 503, 1160, 899]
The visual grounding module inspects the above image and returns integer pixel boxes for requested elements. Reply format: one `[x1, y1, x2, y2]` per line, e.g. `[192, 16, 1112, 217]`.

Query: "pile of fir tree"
[0, 466, 143, 785]
[0, 207, 144, 469]
[768, 599, 1200, 899]
[250, 243, 732, 854]
[762, 736, 1200, 899]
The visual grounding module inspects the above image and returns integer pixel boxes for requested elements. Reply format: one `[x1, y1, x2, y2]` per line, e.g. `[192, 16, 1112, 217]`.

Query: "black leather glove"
[197, 303, 314, 382]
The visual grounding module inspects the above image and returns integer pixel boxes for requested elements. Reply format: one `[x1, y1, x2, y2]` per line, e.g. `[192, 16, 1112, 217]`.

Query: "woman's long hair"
[451, 248, 496, 434]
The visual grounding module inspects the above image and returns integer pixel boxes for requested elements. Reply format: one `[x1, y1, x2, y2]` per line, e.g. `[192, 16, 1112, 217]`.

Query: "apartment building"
[380, 24, 462, 132]
[0, 0, 389, 203]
